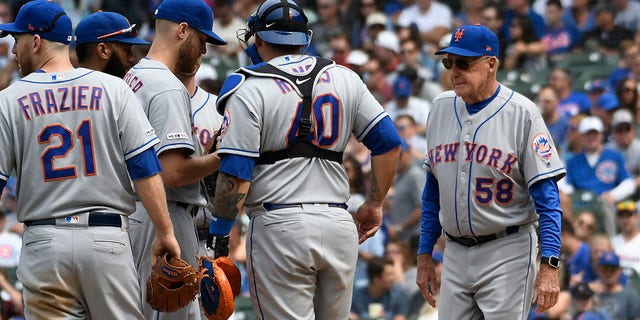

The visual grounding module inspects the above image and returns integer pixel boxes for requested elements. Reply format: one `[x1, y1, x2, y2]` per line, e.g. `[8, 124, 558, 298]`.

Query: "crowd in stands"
[0, 0, 639, 319]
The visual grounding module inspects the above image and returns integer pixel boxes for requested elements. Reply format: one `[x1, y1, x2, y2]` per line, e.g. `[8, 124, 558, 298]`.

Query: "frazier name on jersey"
[18, 86, 104, 121]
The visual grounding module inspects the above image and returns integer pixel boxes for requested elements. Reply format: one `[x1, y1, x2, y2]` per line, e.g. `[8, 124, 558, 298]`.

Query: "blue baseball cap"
[154, 0, 226, 45]
[75, 11, 149, 45]
[394, 76, 412, 98]
[435, 25, 499, 57]
[598, 251, 620, 267]
[597, 92, 619, 111]
[0, 0, 73, 44]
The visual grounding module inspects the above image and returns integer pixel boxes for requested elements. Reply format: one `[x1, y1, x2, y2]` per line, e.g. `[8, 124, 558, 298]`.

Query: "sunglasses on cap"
[441, 56, 490, 70]
[97, 24, 137, 40]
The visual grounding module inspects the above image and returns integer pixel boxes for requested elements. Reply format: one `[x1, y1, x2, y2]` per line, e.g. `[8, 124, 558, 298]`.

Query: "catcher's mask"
[237, 0, 312, 47]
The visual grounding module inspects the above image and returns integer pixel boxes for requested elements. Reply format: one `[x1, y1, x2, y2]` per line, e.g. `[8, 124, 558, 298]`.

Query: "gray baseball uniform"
[0, 68, 158, 319]
[218, 55, 388, 319]
[125, 58, 204, 320]
[424, 86, 566, 319]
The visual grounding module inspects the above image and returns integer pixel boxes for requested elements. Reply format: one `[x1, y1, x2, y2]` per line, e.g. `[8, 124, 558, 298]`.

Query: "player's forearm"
[159, 150, 220, 188]
[212, 172, 250, 221]
[366, 146, 400, 206]
[133, 174, 175, 237]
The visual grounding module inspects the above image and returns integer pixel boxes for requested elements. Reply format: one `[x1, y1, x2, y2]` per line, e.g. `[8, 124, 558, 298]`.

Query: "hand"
[416, 254, 439, 308]
[353, 201, 383, 244]
[533, 264, 560, 312]
[151, 232, 181, 267]
[206, 234, 230, 258]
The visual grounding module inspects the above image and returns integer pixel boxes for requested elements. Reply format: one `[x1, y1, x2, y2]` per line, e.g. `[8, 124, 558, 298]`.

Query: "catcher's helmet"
[247, 0, 310, 46]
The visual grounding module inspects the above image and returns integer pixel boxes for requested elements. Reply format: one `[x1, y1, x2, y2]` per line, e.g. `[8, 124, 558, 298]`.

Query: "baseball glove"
[146, 254, 200, 313]
[198, 255, 236, 320]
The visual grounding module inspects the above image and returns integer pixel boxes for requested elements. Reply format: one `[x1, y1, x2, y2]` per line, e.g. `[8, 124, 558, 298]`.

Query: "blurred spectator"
[561, 113, 587, 162]
[350, 256, 409, 320]
[0, 268, 22, 320]
[398, 38, 434, 85]
[573, 211, 598, 242]
[608, 43, 639, 91]
[362, 57, 393, 104]
[577, 4, 635, 55]
[585, 234, 616, 284]
[386, 140, 425, 242]
[351, 0, 380, 49]
[503, 0, 546, 41]
[373, 30, 401, 84]
[585, 79, 608, 112]
[346, 49, 369, 76]
[481, 3, 507, 65]
[0, 178, 20, 235]
[614, 77, 638, 112]
[531, 0, 572, 17]
[452, 0, 484, 28]
[310, 0, 347, 57]
[385, 76, 431, 133]
[561, 218, 592, 283]
[549, 68, 591, 117]
[394, 114, 427, 160]
[361, 12, 390, 53]
[328, 32, 352, 66]
[345, 137, 372, 176]
[0, 210, 20, 270]
[606, 109, 640, 200]
[613, 0, 640, 32]
[562, 0, 595, 35]
[344, 155, 367, 213]
[503, 14, 548, 75]
[232, 0, 260, 21]
[541, 0, 580, 61]
[537, 85, 569, 147]
[610, 201, 640, 275]
[396, 0, 452, 49]
[592, 92, 620, 135]
[210, 0, 246, 67]
[564, 116, 634, 235]
[594, 252, 640, 319]
[569, 282, 611, 320]
[384, 239, 416, 298]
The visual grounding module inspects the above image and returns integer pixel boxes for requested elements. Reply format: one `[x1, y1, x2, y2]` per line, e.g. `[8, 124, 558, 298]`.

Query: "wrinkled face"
[444, 53, 493, 103]
[12, 34, 36, 77]
[177, 29, 206, 77]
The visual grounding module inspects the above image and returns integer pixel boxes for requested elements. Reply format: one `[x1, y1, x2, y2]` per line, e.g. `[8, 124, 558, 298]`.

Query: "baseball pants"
[19, 213, 144, 320]
[439, 224, 538, 320]
[245, 204, 359, 320]
[129, 201, 201, 320]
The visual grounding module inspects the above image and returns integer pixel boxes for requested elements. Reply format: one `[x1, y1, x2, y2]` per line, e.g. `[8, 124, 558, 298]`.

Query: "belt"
[445, 225, 520, 247]
[263, 203, 348, 211]
[176, 202, 199, 217]
[25, 213, 123, 228]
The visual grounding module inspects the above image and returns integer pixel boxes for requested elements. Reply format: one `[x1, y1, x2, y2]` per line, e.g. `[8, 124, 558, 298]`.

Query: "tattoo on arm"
[368, 173, 383, 203]
[213, 172, 246, 220]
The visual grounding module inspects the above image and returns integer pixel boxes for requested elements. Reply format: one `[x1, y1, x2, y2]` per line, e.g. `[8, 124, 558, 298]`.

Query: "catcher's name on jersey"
[17, 85, 104, 121]
[426, 142, 519, 175]
[123, 72, 143, 93]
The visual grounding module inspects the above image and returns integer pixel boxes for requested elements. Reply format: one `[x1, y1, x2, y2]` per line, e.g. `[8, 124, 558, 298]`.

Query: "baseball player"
[205, 0, 401, 318]
[123, 0, 226, 319]
[416, 25, 565, 319]
[0, 1, 180, 319]
[75, 11, 150, 78]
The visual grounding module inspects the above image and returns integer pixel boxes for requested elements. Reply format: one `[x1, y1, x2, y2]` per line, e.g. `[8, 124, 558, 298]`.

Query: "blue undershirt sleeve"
[361, 116, 402, 156]
[0, 180, 5, 193]
[530, 178, 562, 258]
[219, 154, 255, 182]
[418, 171, 442, 256]
[126, 148, 162, 180]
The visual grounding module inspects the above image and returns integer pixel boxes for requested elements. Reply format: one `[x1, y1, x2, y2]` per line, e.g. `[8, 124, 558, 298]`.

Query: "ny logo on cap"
[454, 28, 465, 42]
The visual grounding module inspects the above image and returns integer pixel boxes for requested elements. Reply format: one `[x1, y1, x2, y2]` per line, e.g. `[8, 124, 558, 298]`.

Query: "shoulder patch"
[216, 73, 246, 115]
[531, 133, 553, 161]
[220, 110, 231, 136]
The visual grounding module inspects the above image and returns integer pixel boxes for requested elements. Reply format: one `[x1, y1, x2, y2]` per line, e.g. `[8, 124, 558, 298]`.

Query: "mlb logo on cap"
[436, 25, 499, 57]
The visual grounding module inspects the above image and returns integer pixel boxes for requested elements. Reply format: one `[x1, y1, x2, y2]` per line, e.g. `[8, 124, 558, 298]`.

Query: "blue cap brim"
[200, 29, 226, 45]
[257, 30, 308, 46]
[435, 46, 483, 57]
[0, 23, 25, 37]
[117, 37, 150, 45]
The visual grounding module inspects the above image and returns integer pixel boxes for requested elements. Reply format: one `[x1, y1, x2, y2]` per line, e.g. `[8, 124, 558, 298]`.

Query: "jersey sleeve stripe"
[218, 147, 260, 157]
[527, 167, 566, 186]
[356, 111, 388, 141]
[19, 70, 95, 84]
[0, 172, 9, 180]
[124, 137, 160, 159]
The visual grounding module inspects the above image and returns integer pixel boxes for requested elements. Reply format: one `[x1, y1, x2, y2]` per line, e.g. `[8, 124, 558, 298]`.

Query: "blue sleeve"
[418, 171, 442, 255]
[530, 178, 562, 258]
[361, 116, 402, 156]
[126, 148, 162, 180]
[0, 179, 5, 194]
[220, 154, 255, 181]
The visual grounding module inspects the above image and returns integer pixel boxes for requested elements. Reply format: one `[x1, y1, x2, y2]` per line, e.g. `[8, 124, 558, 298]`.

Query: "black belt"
[263, 203, 348, 211]
[25, 213, 122, 228]
[445, 225, 520, 247]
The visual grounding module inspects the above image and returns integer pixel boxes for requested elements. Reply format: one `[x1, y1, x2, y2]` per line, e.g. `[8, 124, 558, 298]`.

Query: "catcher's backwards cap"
[75, 11, 149, 45]
[248, 0, 310, 46]
[154, 0, 226, 45]
[0, 0, 73, 44]
[436, 25, 499, 58]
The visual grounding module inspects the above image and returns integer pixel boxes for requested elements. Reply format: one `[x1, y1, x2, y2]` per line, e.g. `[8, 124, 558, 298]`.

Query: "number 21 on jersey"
[39, 119, 96, 181]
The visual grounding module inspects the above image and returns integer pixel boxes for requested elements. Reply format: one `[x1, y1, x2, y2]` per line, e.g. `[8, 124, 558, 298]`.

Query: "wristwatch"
[541, 256, 560, 269]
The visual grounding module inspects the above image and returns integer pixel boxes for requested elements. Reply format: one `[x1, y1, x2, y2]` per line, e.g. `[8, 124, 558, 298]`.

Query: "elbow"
[160, 171, 185, 189]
